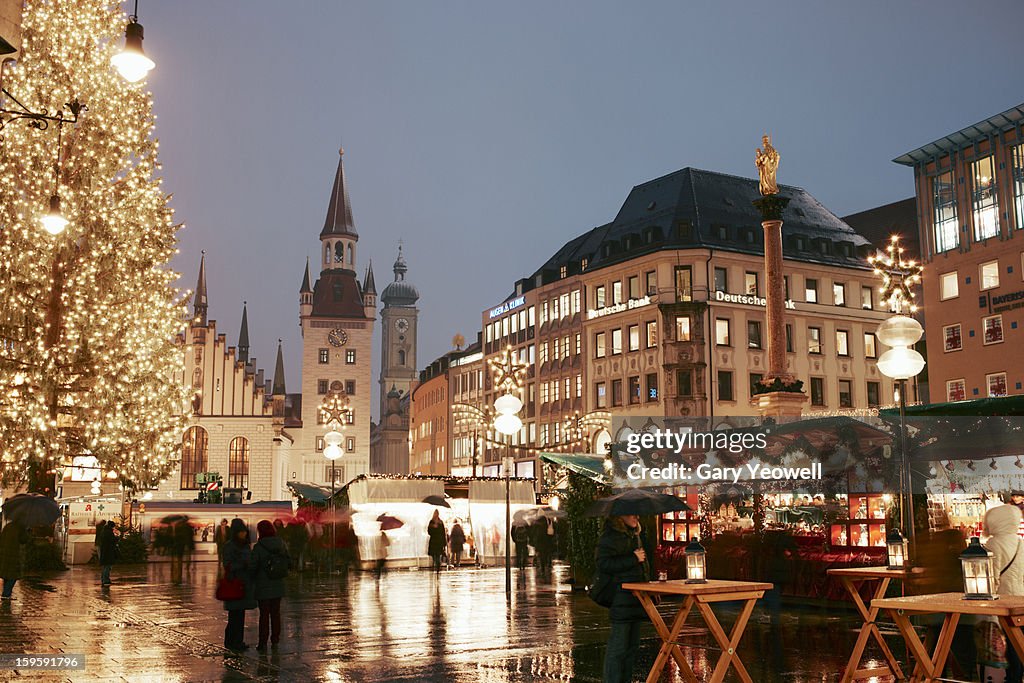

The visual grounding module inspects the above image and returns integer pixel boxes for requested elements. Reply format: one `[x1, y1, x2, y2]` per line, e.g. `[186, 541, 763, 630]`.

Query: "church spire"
[393, 241, 407, 281]
[272, 339, 286, 395]
[238, 301, 250, 363]
[363, 260, 377, 296]
[300, 257, 312, 294]
[320, 146, 357, 239]
[193, 250, 208, 325]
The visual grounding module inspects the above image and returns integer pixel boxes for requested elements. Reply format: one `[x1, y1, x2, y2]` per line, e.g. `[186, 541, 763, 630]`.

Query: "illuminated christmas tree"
[0, 0, 186, 492]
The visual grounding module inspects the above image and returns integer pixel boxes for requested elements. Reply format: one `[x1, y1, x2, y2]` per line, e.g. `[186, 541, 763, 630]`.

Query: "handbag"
[588, 572, 617, 608]
[216, 576, 245, 601]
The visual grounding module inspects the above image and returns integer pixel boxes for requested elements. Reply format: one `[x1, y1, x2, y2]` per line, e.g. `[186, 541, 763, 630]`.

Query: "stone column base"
[752, 391, 808, 418]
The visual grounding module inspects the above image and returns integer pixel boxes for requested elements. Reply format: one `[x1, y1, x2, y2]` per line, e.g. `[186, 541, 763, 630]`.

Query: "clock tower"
[297, 147, 376, 485]
[378, 243, 419, 417]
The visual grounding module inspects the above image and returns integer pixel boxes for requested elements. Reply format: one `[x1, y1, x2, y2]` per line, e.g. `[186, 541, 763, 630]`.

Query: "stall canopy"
[347, 478, 445, 505]
[880, 395, 1024, 417]
[468, 479, 536, 505]
[287, 481, 335, 503]
[539, 452, 608, 483]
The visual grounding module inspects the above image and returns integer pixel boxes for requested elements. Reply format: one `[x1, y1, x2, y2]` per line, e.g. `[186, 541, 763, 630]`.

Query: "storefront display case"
[658, 485, 701, 543]
[829, 493, 889, 548]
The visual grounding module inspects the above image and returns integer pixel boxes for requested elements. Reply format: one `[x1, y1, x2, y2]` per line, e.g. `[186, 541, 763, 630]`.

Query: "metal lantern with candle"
[885, 529, 907, 570]
[684, 537, 707, 583]
[960, 536, 996, 600]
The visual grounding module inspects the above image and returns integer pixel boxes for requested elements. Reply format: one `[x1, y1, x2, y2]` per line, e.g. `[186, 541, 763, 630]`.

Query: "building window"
[805, 278, 818, 303]
[539, 341, 548, 364]
[628, 275, 641, 300]
[808, 327, 822, 354]
[575, 333, 582, 355]
[744, 271, 758, 296]
[749, 373, 763, 398]
[717, 371, 734, 402]
[628, 325, 640, 352]
[987, 372, 1008, 398]
[645, 270, 657, 296]
[646, 321, 658, 348]
[676, 316, 691, 342]
[983, 314, 1004, 345]
[316, 436, 324, 452]
[628, 376, 641, 404]
[864, 332, 877, 359]
[318, 348, 329, 364]
[943, 324, 962, 352]
[676, 370, 692, 397]
[715, 318, 731, 346]
[611, 379, 623, 407]
[228, 436, 249, 490]
[947, 378, 967, 402]
[675, 266, 692, 302]
[747, 320, 762, 349]
[552, 381, 560, 402]
[940, 271, 959, 300]
[595, 332, 606, 358]
[576, 374, 582, 398]
[595, 382, 607, 408]
[1013, 143, 1024, 230]
[180, 426, 208, 490]
[612, 281, 623, 305]
[345, 380, 356, 395]
[611, 329, 623, 355]
[836, 330, 849, 357]
[346, 410, 355, 425]
[346, 349, 356, 364]
[595, 285, 606, 308]
[581, 258, 588, 272]
[318, 379, 328, 394]
[866, 381, 880, 408]
[552, 337, 560, 361]
[785, 324, 793, 353]
[980, 261, 1000, 290]
[932, 170, 959, 252]
[646, 373, 658, 402]
[861, 286, 873, 310]
[784, 275, 790, 299]
[714, 267, 728, 293]
[838, 379, 853, 407]
[971, 155, 999, 241]
[560, 265, 567, 278]
[346, 437, 356, 452]
[810, 377, 825, 406]
[833, 283, 846, 306]
[540, 382, 549, 404]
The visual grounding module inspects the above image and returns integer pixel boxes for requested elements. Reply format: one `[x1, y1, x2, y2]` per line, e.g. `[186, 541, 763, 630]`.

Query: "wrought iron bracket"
[0, 89, 85, 132]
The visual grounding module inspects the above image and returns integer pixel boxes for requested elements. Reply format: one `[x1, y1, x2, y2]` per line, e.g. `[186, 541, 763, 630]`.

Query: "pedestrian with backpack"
[251, 519, 290, 652]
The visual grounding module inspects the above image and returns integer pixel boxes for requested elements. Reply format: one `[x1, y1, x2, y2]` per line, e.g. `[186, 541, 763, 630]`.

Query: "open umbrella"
[422, 495, 451, 508]
[1, 493, 60, 527]
[377, 514, 404, 531]
[158, 514, 190, 526]
[585, 489, 691, 517]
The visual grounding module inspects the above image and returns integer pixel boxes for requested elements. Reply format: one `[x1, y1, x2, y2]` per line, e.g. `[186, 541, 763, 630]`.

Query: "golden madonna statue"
[755, 134, 780, 196]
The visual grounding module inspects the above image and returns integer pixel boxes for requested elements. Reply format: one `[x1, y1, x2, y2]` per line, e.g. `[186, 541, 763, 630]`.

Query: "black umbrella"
[1, 493, 60, 527]
[377, 514, 405, 531]
[422, 495, 451, 508]
[159, 514, 190, 526]
[585, 489, 691, 517]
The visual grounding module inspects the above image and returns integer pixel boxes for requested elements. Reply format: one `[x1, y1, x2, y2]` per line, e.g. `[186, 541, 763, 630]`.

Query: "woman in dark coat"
[221, 518, 257, 651]
[426, 510, 447, 572]
[97, 520, 119, 586]
[596, 515, 653, 683]
[251, 520, 289, 651]
[449, 521, 466, 567]
[0, 518, 28, 599]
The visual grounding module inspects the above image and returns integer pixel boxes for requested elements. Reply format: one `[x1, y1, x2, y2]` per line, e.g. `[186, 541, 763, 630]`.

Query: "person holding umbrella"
[1, 493, 60, 599]
[0, 514, 28, 599]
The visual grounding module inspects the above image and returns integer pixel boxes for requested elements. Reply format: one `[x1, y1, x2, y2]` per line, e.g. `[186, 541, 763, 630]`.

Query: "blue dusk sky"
[138, 1, 1024, 418]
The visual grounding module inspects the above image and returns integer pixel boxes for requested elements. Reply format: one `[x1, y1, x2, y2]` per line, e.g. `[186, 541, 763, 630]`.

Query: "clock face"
[327, 328, 348, 347]
[395, 318, 410, 333]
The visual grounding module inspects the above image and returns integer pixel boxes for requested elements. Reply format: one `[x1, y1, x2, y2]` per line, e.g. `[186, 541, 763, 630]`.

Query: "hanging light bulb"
[111, 3, 155, 82]
[40, 194, 68, 235]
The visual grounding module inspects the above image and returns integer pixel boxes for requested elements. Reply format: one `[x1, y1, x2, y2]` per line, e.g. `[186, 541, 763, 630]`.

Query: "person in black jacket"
[97, 520, 119, 586]
[221, 518, 257, 652]
[596, 514, 653, 683]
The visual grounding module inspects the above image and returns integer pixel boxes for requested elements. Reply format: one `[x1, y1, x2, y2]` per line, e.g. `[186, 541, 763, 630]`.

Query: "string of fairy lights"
[867, 234, 923, 315]
[0, 0, 183, 492]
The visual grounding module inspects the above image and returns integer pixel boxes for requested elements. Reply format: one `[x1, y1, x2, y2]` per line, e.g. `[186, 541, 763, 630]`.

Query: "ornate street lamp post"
[320, 380, 350, 574]
[489, 346, 527, 599]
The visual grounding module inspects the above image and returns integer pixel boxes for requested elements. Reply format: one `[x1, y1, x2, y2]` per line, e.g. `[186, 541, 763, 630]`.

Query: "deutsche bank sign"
[714, 290, 796, 309]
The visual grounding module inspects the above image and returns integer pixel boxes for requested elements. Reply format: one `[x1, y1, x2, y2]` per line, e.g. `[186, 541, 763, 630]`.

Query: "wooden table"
[873, 592, 1024, 682]
[828, 566, 919, 682]
[621, 579, 772, 683]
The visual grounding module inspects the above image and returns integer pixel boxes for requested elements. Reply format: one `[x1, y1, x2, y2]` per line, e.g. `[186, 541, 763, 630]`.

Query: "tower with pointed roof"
[378, 243, 419, 418]
[297, 147, 375, 484]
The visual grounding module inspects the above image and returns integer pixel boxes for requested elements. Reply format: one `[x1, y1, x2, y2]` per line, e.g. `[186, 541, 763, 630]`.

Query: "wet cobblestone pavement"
[0, 562, 912, 682]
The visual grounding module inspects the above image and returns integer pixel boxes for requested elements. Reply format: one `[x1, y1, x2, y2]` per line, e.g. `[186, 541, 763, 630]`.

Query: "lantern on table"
[684, 537, 707, 584]
[960, 536, 996, 600]
[885, 529, 908, 570]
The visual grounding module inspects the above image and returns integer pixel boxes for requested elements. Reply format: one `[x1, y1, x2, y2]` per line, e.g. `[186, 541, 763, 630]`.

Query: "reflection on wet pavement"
[0, 562, 905, 681]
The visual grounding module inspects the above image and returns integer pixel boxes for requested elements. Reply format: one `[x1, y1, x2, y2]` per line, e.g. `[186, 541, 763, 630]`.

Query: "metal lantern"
[684, 537, 707, 584]
[960, 536, 996, 600]
[885, 529, 907, 570]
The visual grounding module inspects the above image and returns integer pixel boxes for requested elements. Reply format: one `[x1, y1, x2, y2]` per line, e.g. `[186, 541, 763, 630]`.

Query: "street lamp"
[320, 380, 350, 574]
[111, 0, 155, 83]
[489, 345, 527, 599]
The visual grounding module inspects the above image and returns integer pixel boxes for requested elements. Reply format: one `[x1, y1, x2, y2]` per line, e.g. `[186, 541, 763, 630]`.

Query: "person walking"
[426, 510, 447, 573]
[596, 514, 653, 683]
[215, 519, 230, 567]
[97, 519, 120, 586]
[512, 523, 530, 569]
[0, 516, 28, 599]
[449, 520, 466, 568]
[221, 518, 257, 652]
[985, 505, 1024, 683]
[534, 517, 557, 579]
[170, 519, 194, 585]
[251, 520, 289, 652]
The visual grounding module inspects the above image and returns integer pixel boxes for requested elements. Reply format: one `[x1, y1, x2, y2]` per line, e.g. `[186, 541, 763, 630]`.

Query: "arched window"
[398, 349, 406, 366]
[347, 244, 354, 264]
[228, 436, 249, 490]
[335, 242, 345, 263]
[180, 426, 208, 490]
[324, 243, 331, 266]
